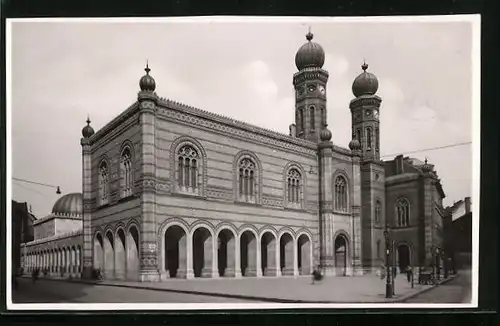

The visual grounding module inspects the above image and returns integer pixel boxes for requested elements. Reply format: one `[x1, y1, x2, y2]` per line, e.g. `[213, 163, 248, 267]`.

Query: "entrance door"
[397, 244, 410, 273]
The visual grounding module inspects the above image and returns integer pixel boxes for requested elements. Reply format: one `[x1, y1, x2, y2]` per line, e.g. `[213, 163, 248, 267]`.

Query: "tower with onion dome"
[350, 61, 386, 273]
[80, 115, 94, 279]
[293, 29, 328, 143]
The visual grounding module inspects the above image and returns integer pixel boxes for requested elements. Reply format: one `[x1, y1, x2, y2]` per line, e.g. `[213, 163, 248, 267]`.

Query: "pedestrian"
[311, 265, 322, 284]
[406, 265, 413, 284]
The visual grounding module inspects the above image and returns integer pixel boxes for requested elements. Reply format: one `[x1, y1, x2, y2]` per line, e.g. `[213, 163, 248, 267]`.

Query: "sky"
[8, 17, 477, 218]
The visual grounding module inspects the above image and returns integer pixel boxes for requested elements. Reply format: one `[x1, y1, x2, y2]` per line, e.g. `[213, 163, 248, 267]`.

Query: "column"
[319, 139, 335, 275]
[293, 241, 299, 276]
[234, 237, 242, 278]
[225, 237, 236, 277]
[201, 236, 217, 278]
[138, 91, 160, 282]
[186, 233, 194, 279]
[301, 241, 312, 275]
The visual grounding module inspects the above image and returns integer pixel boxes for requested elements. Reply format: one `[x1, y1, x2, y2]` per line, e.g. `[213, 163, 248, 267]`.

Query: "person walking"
[406, 265, 413, 284]
[311, 265, 323, 284]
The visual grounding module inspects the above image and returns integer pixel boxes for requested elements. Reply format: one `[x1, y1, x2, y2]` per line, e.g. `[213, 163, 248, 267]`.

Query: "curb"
[19, 275, 457, 304]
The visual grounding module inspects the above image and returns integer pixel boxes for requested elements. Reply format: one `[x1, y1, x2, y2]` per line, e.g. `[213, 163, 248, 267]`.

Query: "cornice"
[385, 173, 419, 186]
[88, 101, 140, 145]
[293, 68, 329, 85]
[349, 95, 382, 110]
[156, 98, 318, 156]
[23, 230, 83, 247]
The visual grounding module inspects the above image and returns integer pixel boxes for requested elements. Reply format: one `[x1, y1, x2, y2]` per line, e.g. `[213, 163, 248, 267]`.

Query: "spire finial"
[306, 26, 314, 41]
[145, 60, 151, 74]
[425, 157, 428, 165]
[86, 114, 91, 125]
[362, 59, 368, 72]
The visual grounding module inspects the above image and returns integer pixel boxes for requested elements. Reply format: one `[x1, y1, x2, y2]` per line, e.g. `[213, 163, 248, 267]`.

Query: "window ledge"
[117, 193, 138, 203]
[171, 191, 204, 200]
[333, 210, 351, 216]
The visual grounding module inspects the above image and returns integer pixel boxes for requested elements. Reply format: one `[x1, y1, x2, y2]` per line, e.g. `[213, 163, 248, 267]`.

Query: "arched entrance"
[126, 226, 140, 280]
[297, 234, 312, 275]
[93, 233, 104, 272]
[192, 227, 213, 278]
[217, 229, 236, 277]
[240, 230, 257, 276]
[397, 244, 411, 273]
[115, 229, 126, 279]
[334, 235, 348, 276]
[279, 233, 294, 275]
[261, 232, 277, 276]
[164, 225, 187, 278]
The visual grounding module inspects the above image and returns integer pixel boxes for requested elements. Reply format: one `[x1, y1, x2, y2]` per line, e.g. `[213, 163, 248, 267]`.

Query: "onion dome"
[352, 62, 379, 97]
[349, 138, 361, 151]
[295, 30, 325, 71]
[139, 62, 156, 92]
[421, 158, 433, 173]
[52, 192, 83, 217]
[319, 124, 332, 141]
[81, 116, 95, 138]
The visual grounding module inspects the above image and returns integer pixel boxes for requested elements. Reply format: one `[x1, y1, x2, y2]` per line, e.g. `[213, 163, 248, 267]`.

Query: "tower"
[137, 63, 162, 281]
[80, 116, 94, 279]
[349, 62, 386, 273]
[293, 30, 329, 143]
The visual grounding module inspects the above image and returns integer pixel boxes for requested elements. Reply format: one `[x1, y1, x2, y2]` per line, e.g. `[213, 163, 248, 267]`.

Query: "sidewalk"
[22, 273, 457, 303]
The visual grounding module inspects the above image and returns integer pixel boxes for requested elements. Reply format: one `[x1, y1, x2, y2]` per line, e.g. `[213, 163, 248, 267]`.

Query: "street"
[403, 270, 472, 303]
[12, 278, 257, 303]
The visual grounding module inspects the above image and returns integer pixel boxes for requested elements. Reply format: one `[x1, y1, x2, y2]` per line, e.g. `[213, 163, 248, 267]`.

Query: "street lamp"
[383, 227, 393, 299]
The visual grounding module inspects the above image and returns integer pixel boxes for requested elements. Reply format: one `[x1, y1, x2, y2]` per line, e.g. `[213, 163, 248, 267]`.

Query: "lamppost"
[435, 247, 440, 281]
[383, 226, 393, 299]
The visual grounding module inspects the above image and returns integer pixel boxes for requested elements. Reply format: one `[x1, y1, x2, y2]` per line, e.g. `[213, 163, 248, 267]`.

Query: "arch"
[192, 225, 214, 278]
[163, 224, 188, 278]
[169, 136, 207, 196]
[395, 197, 411, 227]
[258, 226, 279, 242]
[260, 230, 278, 276]
[233, 150, 263, 204]
[332, 170, 350, 213]
[120, 142, 135, 198]
[277, 227, 296, 241]
[126, 224, 140, 280]
[395, 240, 414, 273]
[237, 224, 259, 240]
[334, 232, 350, 276]
[189, 221, 216, 237]
[296, 228, 314, 243]
[103, 230, 115, 279]
[297, 232, 313, 275]
[115, 227, 127, 279]
[279, 231, 295, 275]
[215, 222, 238, 239]
[216, 226, 237, 277]
[239, 228, 258, 277]
[283, 162, 307, 208]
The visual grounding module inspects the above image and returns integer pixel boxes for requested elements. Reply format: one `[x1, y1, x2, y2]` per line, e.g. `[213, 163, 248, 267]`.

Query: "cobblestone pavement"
[403, 270, 472, 303]
[13, 272, 449, 303]
[11, 277, 254, 303]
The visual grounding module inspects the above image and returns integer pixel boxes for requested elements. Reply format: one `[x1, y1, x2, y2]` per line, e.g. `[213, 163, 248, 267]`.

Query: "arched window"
[366, 127, 373, 150]
[309, 106, 315, 130]
[99, 161, 109, 205]
[177, 145, 198, 191]
[300, 108, 305, 131]
[375, 127, 380, 152]
[238, 157, 256, 201]
[287, 168, 302, 205]
[357, 129, 362, 149]
[120, 147, 133, 198]
[375, 200, 382, 224]
[396, 198, 410, 227]
[321, 107, 326, 127]
[334, 175, 348, 212]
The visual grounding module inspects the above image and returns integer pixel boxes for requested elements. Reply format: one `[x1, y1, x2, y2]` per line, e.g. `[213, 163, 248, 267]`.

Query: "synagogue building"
[20, 31, 446, 282]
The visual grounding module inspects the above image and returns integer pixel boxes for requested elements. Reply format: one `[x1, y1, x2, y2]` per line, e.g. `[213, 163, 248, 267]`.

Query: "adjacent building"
[21, 31, 449, 282]
[12, 201, 35, 274]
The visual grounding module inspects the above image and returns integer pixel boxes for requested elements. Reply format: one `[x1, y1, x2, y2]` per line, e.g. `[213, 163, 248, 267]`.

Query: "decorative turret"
[139, 62, 156, 92]
[295, 30, 326, 71]
[319, 123, 332, 142]
[81, 116, 94, 138]
[421, 158, 433, 174]
[352, 62, 379, 97]
[349, 138, 361, 151]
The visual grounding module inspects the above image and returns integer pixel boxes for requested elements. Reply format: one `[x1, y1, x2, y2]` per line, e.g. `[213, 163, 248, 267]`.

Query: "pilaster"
[81, 138, 93, 279]
[318, 140, 335, 275]
[137, 91, 160, 282]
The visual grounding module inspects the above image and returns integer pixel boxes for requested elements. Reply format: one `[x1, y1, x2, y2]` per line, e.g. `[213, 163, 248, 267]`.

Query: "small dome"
[139, 63, 156, 92]
[349, 139, 361, 151]
[352, 62, 379, 97]
[52, 192, 83, 217]
[295, 31, 325, 71]
[81, 116, 94, 138]
[320, 124, 332, 141]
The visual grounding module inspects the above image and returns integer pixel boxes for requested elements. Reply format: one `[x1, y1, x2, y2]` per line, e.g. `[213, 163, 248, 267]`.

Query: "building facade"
[20, 31, 447, 282]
